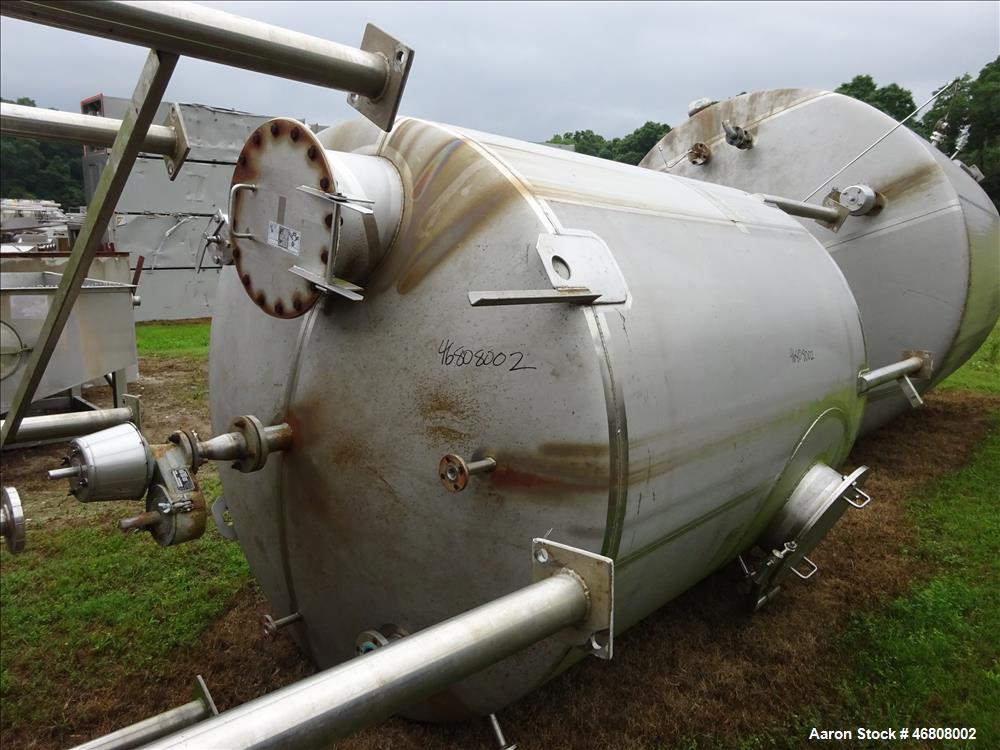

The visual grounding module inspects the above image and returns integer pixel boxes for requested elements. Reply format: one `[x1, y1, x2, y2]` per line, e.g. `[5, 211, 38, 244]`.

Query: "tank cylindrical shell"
[640, 89, 1000, 434]
[210, 118, 867, 718]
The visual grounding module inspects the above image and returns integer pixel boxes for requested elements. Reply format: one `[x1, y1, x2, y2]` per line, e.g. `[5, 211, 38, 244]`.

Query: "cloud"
[2, 1, 997, 141]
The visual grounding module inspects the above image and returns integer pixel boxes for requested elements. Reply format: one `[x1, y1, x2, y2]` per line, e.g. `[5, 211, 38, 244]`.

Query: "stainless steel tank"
[210, 116, 869, 718]
[639, 89, 1000, 433]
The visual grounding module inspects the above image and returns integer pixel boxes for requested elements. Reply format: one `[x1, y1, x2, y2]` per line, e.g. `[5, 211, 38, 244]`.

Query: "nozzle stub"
[438, 454, 496, 492]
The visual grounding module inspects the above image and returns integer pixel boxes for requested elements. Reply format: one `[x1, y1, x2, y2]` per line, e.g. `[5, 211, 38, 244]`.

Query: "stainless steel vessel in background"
[639, 89, 1000, 434]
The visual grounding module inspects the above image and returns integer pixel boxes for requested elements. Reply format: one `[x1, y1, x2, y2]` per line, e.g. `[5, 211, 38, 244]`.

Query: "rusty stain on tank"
[371, 119, 525, 294]
[876, 160, 942, 203]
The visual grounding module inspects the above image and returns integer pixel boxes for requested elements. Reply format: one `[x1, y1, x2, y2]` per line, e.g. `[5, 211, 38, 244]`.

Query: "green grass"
[0, 482, 249, 730]
[826, 415, 1000, 746]
[135, 321, 210, 358]
[940, 319, 1000, 393]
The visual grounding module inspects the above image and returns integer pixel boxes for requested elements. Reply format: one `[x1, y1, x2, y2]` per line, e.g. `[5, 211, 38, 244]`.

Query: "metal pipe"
[69, 676, 216, 750]
[858, 356, 925, 393]
[754, 193, 843, 223]
[1, 406, 133, 443]
[196, 432, 248, 462]
[144, 573, 589, 749]
[262, 423, 294, 452]
[0, 102, 176, 154]
[2, 1, 389, 99]
[69, 700, 207, 750]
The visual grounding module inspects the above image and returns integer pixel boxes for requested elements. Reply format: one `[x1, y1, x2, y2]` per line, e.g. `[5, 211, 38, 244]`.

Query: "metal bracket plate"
[348, 24, 414, 132]
[817, 189, 850, 232]
[162, 103, 191, 181]
[531, 538, 614, 660]
[901, 349, 934, 380]
[123, 394, 142, 431]
[535, 231, 628, 304]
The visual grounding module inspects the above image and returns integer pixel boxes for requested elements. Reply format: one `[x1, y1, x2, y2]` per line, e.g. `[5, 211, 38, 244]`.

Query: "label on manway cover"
[267, 221, 301, 256]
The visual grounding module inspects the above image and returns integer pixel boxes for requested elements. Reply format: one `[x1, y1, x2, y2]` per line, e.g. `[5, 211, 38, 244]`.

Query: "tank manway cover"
[229, 118, 334, 319]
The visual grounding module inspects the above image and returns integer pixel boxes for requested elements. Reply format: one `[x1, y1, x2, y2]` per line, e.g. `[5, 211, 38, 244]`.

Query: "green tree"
[1, 96, 86, 209]
[548, 121, 670, 166]
[835, 75, 917, 122]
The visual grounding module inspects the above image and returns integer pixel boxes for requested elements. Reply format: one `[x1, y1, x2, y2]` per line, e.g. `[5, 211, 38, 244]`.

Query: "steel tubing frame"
[144, 573, 589, 749]
[0, 406, 134, 444]
[0, 102, 176, 154]
[1, 1, 389, 99]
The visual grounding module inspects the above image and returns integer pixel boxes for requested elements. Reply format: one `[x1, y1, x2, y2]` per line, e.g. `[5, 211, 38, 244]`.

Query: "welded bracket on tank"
[816, 190, 850, 232]
[535, 231, 629, 304]
[347, 24, 414, 132]
[162, 103, 191, 180]
[857, 350, 933, 408]
[531, 538, 614, 660]
[468, 289, 600, 306]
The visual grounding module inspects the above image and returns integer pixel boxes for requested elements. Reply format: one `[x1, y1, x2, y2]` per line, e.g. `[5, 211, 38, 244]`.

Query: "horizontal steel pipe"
[858, 356, 925, 392]
[0, 102, 176, 153]
[2, 1, 389, 99]
[144, 573, 589, 749]
[755, 193, 844, 223]
[1, 406, 133, 443]
[69, 699, 209, 750]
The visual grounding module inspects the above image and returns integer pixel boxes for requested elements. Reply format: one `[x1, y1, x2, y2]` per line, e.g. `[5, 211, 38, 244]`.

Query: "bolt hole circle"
[446, 465, 459, 481]
[551, 255, 571, 280]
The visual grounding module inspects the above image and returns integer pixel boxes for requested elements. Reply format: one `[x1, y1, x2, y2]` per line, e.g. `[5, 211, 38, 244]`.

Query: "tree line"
[549, 56, 999, 206]
[1, 97, 86, 210]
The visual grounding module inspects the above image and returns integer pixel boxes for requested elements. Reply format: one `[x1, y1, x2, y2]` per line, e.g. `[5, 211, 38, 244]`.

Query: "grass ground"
[1, 320, 997, 749]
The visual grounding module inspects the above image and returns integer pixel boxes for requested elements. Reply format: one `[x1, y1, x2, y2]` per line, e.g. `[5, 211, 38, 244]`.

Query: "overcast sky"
[2, 1, 998, 140]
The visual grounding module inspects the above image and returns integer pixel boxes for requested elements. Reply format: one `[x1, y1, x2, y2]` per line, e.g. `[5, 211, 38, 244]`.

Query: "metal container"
[209, 116, 868, 718]
[638, 89, 1000, 433]
[1, 272, 138, 412]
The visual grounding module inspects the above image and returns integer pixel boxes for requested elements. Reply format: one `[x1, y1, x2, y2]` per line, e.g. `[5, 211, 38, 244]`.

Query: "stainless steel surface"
[1, 273, 139, 413]
[489, 713, 516, 750]
[801, 80, 957, 202]
[0, 406, 132, 442]
[1, 2, 411, 131]
[144, 572, 589, 749]
[1, 486, 26, 554]
[0, 48, 175, 447]
[69, 675, 217, 750]
[55, 422, 154, 503]
[210, 117, 867, 719]
[640, 89, 1000, 434]
[0, 102, 176, 154]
